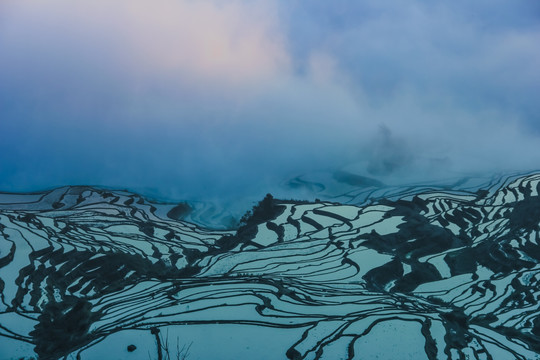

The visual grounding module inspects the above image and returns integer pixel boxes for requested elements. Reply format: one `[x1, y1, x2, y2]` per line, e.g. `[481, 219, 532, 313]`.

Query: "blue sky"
[1, 0, 539, 201]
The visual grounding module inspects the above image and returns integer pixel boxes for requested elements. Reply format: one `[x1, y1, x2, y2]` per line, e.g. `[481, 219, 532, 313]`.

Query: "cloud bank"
[1, 0, 539, 202]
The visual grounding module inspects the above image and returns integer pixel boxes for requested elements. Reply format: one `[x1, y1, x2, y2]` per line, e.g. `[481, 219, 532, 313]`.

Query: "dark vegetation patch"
[359, 197, 462, 291]
[393, 261, 442, 293]
[214, 194, 286, 252]
[507, 195, 540, 232]
[31, 297, 99, 359]
[12, 249, 199, 312]
[166, 203, 192, 220]
[240, 194, 286, 226]
[363, 258, 403, 291]
[441, 309, 470, 353]
[444, 247, 477, 276]
[22, 248, 200, 358]
[493, 326, 540, 353]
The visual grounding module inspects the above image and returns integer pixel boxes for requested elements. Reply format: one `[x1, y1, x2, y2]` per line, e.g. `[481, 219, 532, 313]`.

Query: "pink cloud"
[2, 0, 291, 85]
[101, 0, 291, 84]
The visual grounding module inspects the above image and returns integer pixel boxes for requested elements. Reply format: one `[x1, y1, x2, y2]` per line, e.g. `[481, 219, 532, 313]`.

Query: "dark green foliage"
[394, 261, 442, 293]
[421, 319, 438, 360]
[363, 258, 403, 291]
[31, 298, 98, 359]
[25, 248, 200, 359]
[441, 308, 470, 353]
[472, 313, 498, 325]
[266, 221, 285, 243]
[16, 248, 199, 313]
[167, 203, 192, 220]
[532, 317, 540, 337]
[214, 194, 287, 251]
[508, 196, 540, 232]
[494, 326, 540, 353]
[139, 222, 155, 236]
[444, 248, 477, 276]
[240, 194, 285, 226]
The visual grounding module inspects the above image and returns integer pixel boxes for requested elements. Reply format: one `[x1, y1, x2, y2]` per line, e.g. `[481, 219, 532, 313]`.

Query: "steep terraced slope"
[1, 174, 540, 359]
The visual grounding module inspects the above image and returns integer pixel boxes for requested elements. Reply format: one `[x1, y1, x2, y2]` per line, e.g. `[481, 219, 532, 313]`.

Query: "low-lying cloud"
[1, 0, 539, 202]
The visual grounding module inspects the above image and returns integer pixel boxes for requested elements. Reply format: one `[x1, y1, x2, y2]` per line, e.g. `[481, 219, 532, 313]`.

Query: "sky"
[1, 0, 539, 203]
